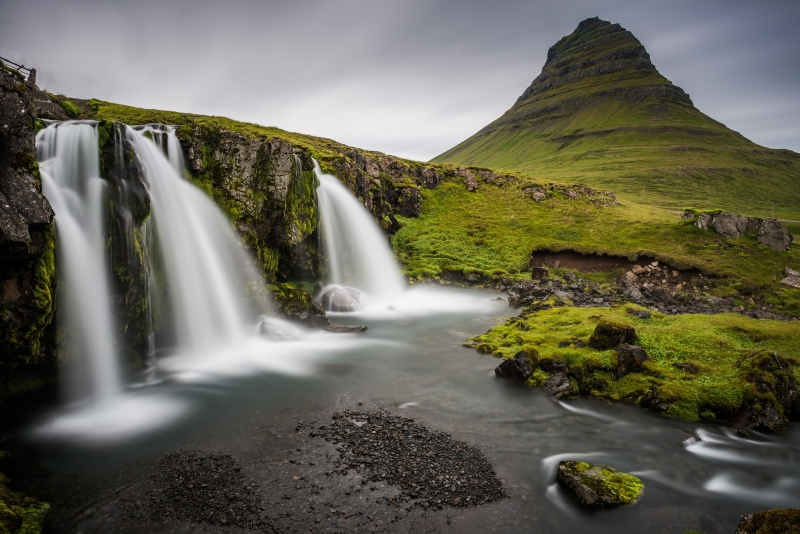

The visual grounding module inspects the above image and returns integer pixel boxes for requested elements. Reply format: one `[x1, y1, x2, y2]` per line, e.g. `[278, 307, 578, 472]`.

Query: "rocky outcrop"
[494, 349, 538, 382]
[0, 66, 57, 391]
[268, 283, 328, 328]
[556, 460, 643, 508]
[522, 183, 617, 206]
[687, 210, 794, 251]
[588, 318, 636, 350]
[614, 344, 650, 379]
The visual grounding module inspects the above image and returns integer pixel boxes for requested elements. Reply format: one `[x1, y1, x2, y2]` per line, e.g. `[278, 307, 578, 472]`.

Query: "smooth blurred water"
[16, 285, 800, 532]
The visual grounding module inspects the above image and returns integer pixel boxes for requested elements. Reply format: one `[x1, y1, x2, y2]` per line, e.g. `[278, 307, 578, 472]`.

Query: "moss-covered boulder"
[556, 460, 643, 508]
[735, 507, 800, 534]
[495, 347, 539, 381]
[744, 351, 799, 432]
[268, 283, 328, 327]
[589, 318, 636, 350]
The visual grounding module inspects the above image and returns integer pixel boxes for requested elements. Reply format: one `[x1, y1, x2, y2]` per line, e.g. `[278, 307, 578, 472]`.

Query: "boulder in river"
[495, 348, 539, 382]
[317, 285, 361, 312]
[556, 460, 643, 508]
[735, 507, 800, 534]
[543, 373, 575, 398]
[589, 318, 636, 350]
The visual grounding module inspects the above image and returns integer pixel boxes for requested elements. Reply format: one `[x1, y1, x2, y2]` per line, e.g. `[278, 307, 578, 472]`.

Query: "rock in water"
[735, 507, 800, 534]
[543, 373, 575, 398]
[556, 461, 643, 508]
[589, 318, 636, 350]
[323, 324, 367, 333]
[318, 285, 361, 312]
[495, 349, 538, 381]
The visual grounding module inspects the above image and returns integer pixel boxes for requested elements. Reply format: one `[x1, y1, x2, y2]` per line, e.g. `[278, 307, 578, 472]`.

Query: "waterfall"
[37, 122, 122, 400]
[126, 125, 268, 352]
[314, 161, 405, 306]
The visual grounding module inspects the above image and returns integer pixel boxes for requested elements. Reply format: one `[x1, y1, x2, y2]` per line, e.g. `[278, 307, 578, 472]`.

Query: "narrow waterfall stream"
[37, 122, 122, 400]
[314, 161, 405, 310]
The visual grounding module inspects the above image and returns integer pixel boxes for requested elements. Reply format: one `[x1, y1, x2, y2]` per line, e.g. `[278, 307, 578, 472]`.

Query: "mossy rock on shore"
[735, 507, 800, 534]
[556, 460, 643, 508]
[589, 318, 636, 350]
[268, 283, 327, 327]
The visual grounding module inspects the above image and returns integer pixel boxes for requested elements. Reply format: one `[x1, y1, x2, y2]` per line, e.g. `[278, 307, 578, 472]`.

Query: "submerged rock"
[735, 507, 800, 534]
[323, 324, 367, 333]
[317, 285, 361, 312]
[589, 318, 636, 350]
[254, 315, 302, 341]
[556, 461, 643, 508]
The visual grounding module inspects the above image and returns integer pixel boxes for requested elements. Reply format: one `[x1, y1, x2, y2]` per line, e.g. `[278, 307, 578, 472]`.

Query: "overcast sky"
[1, 0, 799, 161]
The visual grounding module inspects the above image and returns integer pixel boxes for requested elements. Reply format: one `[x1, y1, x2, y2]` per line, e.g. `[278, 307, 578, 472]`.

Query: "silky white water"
[37, 122, 122, 400]
[127, 125, 267, 352]
[314, 161, 405, 303]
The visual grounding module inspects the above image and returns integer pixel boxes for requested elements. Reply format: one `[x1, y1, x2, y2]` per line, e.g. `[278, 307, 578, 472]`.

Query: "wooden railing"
[0, 56, 34, 83]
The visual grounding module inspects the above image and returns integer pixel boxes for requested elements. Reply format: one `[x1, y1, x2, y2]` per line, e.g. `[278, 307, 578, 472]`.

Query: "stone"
[749, 402, 787, 432]
[614, 344, 650, 378]
[783, 277, 800, 289]
[695, 213, 711, 230]
[758, 218, 793, 251]
[589, 319, 636, 350]
[323, 325, 368, 333]
[625, 308, 651, 319]
[254, 316, 301, 341]
[786, 267, 800, 277]
[543, 373, 575, 398]
[495, 349, 539, 382]
[556, 461, 643, 508]
[631, 265, 645, 275]
[712, 212, 756, 238]
[639, 387, 670, 412]
[540, 356, 566, 373]
[622, 271, 637, 285]
[735, 507, 800, 534]
[464, 173, 478, 192]
[317, 285, 361, 312]
[531, 267, 549, 279]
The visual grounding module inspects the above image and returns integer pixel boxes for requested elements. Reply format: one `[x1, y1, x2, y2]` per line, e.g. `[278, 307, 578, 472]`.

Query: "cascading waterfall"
[126, 125, 268, 352]
[37, 122, 122, 400]
[314, 161, 405, 308]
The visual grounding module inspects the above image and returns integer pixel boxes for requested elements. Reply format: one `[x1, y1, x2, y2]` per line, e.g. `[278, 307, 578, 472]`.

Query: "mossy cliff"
[0, 65, 58, 397]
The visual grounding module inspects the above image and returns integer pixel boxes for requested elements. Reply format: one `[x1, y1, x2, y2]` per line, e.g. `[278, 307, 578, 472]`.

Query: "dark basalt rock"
[589, 319, 636, 350]
[639, 387, 670, 412]
[626, 307, 651, 319]
[735, 507, 800, 534]
[556, 460, 643, 508]
[540, 356, 566, 373]
[543, 373, 575, 398]
[495, 349, 538, 381]
[270, 283, 329, 327]
[614, 344, 650, 379]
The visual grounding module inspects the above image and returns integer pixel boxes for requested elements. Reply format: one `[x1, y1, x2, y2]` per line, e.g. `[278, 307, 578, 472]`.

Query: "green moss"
[588, 318, 636, 350]
[59, 98, 79, 119]
[472, 305, 800, 422]
[559, 460, 643, 507]
[736, 508, 800, 534]
[0, 468, 48, 534]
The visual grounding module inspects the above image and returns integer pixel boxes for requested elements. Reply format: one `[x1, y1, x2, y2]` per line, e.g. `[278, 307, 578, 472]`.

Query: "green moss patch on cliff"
[473, 304, 800, 422]
[0, 462, 48, 534]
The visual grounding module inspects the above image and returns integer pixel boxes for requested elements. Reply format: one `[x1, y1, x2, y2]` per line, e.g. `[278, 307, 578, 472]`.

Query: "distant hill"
[433, 17, 800, 218]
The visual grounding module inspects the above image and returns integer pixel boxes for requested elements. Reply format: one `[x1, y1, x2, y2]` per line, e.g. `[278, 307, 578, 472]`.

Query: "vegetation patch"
[472, 304, 800, 423]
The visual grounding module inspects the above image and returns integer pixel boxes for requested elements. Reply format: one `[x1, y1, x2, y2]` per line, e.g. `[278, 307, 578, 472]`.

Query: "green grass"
[473, 304, 800, 421]
[433, 19, 800, 217]
[393, 180, 800, 314]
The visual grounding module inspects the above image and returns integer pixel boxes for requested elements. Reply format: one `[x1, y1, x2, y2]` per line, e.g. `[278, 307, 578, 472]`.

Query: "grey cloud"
[1, 0, 798, 160]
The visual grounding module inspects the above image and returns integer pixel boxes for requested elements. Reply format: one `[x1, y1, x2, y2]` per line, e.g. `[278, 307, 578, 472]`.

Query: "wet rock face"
[543, 373, 575, 398]
[0, 68, 56, 378]
[0, 69, 53, 259]
[746, 351, 798, 431]
[712, 212, 759, 238]
[306, 409, 507, 509]
[588, 319, 636, 350]
[269, 283, 329, 327]
[735, 507, 800, 534]
[556, 460, 643, 508]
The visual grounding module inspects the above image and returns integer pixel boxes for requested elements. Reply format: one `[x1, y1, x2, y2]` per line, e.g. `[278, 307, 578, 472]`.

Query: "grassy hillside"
[433, 18, 800, 218]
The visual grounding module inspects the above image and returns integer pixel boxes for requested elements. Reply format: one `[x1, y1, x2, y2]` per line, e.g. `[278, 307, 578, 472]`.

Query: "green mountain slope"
[433, 17, 800, 217]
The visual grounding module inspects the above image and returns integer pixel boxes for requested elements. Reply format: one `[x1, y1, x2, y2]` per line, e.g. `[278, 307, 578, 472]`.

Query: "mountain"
[433, 17, 800, 218]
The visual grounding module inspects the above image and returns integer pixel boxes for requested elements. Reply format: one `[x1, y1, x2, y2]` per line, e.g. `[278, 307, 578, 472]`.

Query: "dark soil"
[303, 409, 506, 510]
